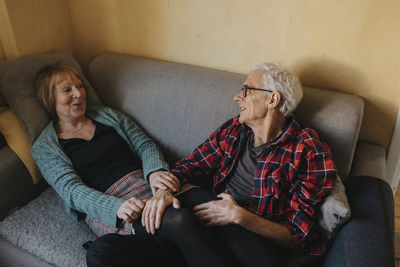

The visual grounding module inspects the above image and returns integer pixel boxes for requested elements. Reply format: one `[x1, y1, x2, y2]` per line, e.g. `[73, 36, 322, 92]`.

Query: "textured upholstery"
[323, 176, 394, 267]
[0, 188, 95, 267]
[89, 52, 364, 182]
[89, 53, 243, 164]
[350, 141, 387, 181]
[295, 87, 364, 181]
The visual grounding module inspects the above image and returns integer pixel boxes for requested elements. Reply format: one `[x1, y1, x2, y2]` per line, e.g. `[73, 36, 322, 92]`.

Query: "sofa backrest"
[89, 52, 364, 182]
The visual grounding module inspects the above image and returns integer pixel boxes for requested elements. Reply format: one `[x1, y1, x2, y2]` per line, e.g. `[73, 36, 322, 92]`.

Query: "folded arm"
[283, 150, 337, 254]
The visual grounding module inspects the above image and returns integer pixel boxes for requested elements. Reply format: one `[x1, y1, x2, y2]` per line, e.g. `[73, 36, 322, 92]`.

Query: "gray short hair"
[250, 63, 303, 116]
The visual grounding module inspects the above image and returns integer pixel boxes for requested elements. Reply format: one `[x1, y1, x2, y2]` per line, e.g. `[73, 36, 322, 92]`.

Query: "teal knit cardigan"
[32, 106, 169, 227]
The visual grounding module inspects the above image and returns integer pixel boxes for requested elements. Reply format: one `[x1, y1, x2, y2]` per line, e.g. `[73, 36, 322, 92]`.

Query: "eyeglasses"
[241, 85, 273, 98]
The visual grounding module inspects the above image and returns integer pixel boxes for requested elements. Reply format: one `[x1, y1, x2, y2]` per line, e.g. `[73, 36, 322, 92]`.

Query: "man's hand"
[148, 171, 180, 195]
[141, 189, 180, 234]
[193, 193, 242, 226]
[117, 196, 145, 223]
[195, 193, 295, 249]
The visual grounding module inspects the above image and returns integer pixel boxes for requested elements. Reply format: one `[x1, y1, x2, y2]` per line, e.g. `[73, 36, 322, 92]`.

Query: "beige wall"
[1, 0, 399, 148]
[68, 0, 400, 149]
[2, 0, 74, 58]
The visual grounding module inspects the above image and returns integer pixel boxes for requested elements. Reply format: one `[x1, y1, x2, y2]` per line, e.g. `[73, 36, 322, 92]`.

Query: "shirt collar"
[275, 116, 300, 145]
[240, 115, 300, 147]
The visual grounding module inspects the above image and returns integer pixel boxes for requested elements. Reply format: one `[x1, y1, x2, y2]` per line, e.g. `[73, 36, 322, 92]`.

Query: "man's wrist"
[155, 188, 174, 196]
[152, 186, 173, 194]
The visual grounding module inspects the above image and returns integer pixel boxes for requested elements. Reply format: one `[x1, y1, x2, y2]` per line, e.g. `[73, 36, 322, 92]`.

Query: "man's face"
[234, 71, 269, 127]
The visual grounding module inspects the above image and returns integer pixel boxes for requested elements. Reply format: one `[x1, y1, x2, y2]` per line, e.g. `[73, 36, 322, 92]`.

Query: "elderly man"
[87, 63, 337, 267]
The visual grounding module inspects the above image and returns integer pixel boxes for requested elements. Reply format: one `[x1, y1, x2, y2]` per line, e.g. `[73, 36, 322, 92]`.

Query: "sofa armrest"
[322, 176, 394, 267]
[350, 140, 386, 182]
[0, 146, 47, 220]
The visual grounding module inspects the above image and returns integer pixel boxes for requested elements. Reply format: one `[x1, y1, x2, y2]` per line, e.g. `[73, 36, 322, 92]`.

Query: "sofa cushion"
[294, 87, 364, 182]
[0, 188, 96, 267]
[0, 52, 101, 143]
[0, 107, 41, 184]
[89, 52, 364, 182]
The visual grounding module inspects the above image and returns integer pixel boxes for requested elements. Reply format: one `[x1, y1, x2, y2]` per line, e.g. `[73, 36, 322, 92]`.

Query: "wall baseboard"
[388, 108, 400, 193]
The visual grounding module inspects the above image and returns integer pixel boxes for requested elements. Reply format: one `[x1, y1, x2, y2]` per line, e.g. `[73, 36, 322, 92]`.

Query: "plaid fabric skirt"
[85, 169, 152, 237]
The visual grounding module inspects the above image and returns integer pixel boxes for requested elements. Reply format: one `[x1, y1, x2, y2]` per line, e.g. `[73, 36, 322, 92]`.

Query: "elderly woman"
[31, 64, 189, 265]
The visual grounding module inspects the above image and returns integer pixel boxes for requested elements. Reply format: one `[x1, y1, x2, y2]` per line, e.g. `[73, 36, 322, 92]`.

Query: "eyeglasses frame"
[241, 85, 273, 98]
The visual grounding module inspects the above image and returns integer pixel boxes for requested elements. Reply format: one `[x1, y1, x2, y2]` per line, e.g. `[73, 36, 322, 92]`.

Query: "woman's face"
[54, 72, 87, 122]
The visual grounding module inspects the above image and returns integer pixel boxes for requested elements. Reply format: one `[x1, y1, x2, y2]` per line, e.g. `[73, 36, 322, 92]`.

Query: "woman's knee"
[165, 207, 195, 223]
[159, 207, 198, 232]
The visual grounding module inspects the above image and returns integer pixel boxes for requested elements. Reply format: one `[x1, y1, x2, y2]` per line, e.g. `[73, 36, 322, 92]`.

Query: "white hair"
[250, 63, 303, 117]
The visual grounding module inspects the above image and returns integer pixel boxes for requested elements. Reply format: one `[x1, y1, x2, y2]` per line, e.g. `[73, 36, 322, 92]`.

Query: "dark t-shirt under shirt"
[227, 124, 289, 206]
[227, 133, 269, 206]
[58, 120, 141, 192]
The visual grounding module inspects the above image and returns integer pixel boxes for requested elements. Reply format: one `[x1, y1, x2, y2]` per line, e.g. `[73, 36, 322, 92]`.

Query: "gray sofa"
[0, 52, 394, 266]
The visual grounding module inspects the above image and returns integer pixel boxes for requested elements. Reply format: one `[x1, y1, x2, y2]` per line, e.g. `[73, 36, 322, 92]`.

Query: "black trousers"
[86, 188, 305, 267]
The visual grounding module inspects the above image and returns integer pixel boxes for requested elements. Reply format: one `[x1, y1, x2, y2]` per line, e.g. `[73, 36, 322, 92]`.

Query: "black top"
[58, 120, 141, 192]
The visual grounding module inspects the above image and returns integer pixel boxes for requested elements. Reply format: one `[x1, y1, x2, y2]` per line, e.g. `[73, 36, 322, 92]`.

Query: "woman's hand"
[193, 193, 242, 226]
[117, 196, 145, 223]
[148, 171, 180, 195]
[141, 189, 180, 234]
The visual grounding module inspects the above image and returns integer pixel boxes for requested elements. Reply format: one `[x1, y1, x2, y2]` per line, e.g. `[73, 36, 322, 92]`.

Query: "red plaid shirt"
[171, 116, 337, 256]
